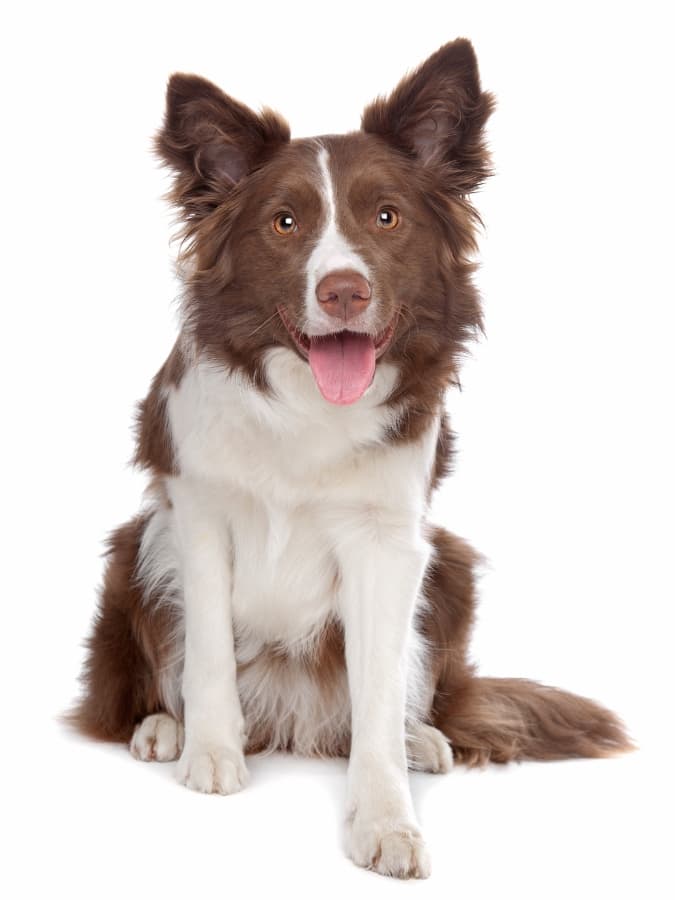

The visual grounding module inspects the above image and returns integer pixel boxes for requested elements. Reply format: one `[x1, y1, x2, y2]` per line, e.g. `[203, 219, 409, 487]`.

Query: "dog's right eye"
[273, 212, 298, 235]
[376, 207, 400, 231]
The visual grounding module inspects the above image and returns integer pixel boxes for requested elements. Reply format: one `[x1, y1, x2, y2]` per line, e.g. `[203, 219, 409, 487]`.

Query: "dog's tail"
[434, 676, 634, 766]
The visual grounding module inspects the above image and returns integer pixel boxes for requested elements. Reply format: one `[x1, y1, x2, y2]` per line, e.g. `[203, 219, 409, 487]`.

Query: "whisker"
[248, 308, 282, 339]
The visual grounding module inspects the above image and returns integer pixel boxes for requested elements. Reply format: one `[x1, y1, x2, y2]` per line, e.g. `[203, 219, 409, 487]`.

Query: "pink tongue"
[308, 332, 376, 405]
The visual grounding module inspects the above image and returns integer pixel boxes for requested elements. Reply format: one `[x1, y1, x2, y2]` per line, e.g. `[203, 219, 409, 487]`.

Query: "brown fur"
[361, 39, 493, 445]
[133, 38, 491, 477]
[71, 39, 633, 766]
[71, 518, 632, 763]
[420, 527, 632, 763]
[434, 677, 633, 766]
[133, 340, 185, 474]
[242, 620, 351, 758]
[428, 413, 455, 496]
[68, 517, 180, 742]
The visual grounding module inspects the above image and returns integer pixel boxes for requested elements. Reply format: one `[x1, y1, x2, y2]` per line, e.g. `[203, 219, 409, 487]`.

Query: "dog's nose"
[316, 270, 371, 322]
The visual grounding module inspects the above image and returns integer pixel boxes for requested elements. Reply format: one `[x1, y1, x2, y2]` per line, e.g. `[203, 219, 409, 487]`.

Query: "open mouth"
[277, 305, 399, 405]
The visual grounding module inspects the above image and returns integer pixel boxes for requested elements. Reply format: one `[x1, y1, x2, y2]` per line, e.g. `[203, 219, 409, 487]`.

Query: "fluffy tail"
[435, 676, 634, 766]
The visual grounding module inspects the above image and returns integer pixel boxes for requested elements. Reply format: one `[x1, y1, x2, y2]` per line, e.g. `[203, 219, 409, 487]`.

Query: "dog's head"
[157, 39, 493, 420]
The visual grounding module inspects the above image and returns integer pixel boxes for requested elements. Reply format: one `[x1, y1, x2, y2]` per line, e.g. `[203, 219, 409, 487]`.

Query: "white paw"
[406, 721, 453, 773]
[348, 814, 431, 879]
[176, 743, 248, 795]
[130, 713, 184, 762]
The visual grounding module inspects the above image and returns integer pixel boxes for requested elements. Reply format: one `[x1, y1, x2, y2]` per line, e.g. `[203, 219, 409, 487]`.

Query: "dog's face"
[157, 40, 493, 415]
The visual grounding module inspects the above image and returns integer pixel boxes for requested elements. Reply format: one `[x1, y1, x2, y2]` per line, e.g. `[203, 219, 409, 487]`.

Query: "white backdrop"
[2, 1, 673, 898]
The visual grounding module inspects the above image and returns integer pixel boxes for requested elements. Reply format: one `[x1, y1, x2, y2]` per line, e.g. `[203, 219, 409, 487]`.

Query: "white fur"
[302, 148, 378, 336]
[406, 721, 453, 773]
[138, 338, 441, 873]
[131, 713, 184, 762]
[168, 476, 248, 794]
[137, 498, 184, 719]
[337, 497, 433, 876]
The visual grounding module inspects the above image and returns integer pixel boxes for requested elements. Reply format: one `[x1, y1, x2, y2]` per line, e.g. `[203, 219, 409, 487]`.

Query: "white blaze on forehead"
[303, 146, 372, 333]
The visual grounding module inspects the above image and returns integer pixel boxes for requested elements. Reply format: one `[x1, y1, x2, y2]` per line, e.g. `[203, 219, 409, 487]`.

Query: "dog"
[70, 39, 631, 879]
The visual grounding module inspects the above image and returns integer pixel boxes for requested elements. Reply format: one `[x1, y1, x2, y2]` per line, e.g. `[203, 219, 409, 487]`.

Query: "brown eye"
[273, 212, 298, 235]
[376, 207, 400, 230]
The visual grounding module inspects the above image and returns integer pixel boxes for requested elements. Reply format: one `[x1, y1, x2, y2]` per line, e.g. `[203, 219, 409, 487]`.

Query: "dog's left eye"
[273, 212, 298, 235]
[376, 207, 400, 230]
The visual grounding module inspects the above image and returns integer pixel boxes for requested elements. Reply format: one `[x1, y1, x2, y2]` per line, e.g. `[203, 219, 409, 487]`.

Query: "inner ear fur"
[156, 72, 290, 217]
[361, 38, 494, 193]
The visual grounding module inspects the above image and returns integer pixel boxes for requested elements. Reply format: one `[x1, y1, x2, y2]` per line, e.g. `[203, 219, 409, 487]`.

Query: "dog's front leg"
[169, 478, 247, 794]
[338, 524, 431, 879]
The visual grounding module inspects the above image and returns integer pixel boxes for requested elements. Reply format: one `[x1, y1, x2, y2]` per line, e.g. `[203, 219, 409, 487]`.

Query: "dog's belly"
[236, 618, 351, 757]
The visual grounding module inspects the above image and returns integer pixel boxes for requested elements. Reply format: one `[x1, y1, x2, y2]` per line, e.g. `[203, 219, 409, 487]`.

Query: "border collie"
[71, 39, 631, 878]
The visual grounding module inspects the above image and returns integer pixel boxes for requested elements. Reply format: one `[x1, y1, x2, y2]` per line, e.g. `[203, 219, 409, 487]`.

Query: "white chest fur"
[138, 350, 438, 659]
[222, 487, 340, 649]
[168, 348, 404, 498]
[161, 348, 437, 646]
[139, 346, 440, 749]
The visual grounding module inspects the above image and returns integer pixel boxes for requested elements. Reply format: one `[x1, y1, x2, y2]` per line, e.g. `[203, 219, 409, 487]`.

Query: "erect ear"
[361, 39, 494, 193]
[156, 73, 290, 216]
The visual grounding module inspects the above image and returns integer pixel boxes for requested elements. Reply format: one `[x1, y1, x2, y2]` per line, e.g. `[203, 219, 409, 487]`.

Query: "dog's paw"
[406, 721, 453, 773]
[176, 743, 248, 795]
[130, 713, 184, 762]
[347, 815, 431, 879]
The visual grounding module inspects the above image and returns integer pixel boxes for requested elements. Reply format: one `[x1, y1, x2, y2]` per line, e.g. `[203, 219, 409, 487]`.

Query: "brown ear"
[156, 73, 290, 217]
[361, 39, 494, 193]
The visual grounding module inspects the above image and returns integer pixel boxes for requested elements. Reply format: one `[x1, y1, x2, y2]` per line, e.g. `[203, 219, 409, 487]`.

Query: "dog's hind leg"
[406, 720, 453, 773]
[131, 712, 184, 762]
[422, 526, 633, 764]
[67, 514, 182, 745]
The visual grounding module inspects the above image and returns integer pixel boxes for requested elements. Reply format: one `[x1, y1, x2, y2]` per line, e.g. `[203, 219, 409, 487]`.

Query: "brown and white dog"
[71, 40, 631, 878]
